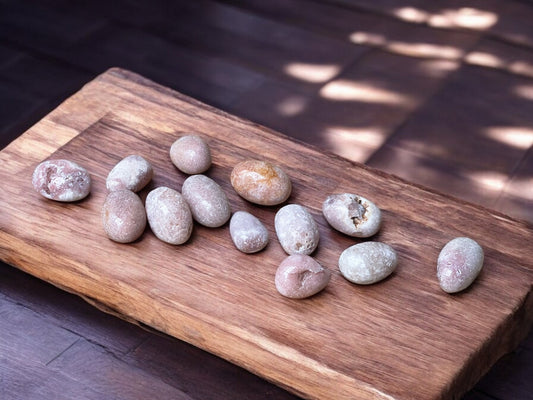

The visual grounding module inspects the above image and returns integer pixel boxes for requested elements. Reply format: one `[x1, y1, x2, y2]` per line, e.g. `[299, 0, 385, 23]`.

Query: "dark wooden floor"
[1, 1, 532, 399]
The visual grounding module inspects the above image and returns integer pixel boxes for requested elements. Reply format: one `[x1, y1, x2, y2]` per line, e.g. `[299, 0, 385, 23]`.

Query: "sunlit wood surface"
[1, 1, 532, 399]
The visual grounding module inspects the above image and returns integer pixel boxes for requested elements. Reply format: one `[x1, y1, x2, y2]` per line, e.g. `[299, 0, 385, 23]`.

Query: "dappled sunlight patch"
[468, 171, 507, 192]
[485, 127, 533, 150]
[319, 79, 414, 106]
[386, 41, 463, 59]
[394, 7, 429, 23]
[514, 85, 533, 101]
[415, 59, 460, 77]
[323, 126, 387, 163]
[349, 30, 464, 60]
[275, 95, 309, 117]
[393, 6, 498, 30]
[465, 51, 504, 68]
[284, 62, 341, 83]
[428, 8, 498, 30]
[509, 60, 533, 78]
[349, 31, 387, 46]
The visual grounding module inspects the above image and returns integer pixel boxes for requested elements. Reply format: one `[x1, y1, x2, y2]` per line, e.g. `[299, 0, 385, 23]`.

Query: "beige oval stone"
[275, 255, 331, 299]
[275, 204, 319, 255]
[170, 135, 212, 174]
[229, 211, 269, 253]
[102, 189, 146, 243]
[182, 174, 231, 228]
[146, 187, 193, 245]
[323, 193, 381, 237]
[106, 155, 153, 192]
[437, 237, 484, 293]
[230, 159, 291, 206]
[32, 159, 91, 202]
[339, 242, 398, 285]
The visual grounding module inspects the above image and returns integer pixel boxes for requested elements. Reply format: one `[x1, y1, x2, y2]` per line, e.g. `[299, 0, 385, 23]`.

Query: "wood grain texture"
[0, 68, 532, 400]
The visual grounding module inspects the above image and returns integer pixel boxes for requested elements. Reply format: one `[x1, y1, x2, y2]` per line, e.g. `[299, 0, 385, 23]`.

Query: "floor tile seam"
[0, 36, 98, 76]
[494, 144, 533, 207]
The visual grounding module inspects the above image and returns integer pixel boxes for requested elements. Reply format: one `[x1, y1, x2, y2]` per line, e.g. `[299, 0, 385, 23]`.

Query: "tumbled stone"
[102, 189, 146, 243]
[170, 135, 212, 175]
[275, 204, 319, 255]
[323, 193, 381, 237]
[230, 159, 291, 206]
[229, 211, 269, 253]
[339, 242, 398, 285]
[437, 237, 484, 293]
[275, 254, 331, 299]
[32, 159, 91, 202]
[146, 186, 193, 245]
[181, 174, 231, 228]
[106, 155, 153, 192]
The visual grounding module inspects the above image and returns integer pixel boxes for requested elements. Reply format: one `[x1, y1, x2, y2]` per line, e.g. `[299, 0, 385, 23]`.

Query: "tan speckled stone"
[231, 159, 291, 206]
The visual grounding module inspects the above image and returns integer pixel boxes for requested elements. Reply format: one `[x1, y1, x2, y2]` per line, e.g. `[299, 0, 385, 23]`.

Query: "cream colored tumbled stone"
[145, 187, 193, 245]
[32, 159, 91, 202]
[102, 189, 146, 243]
[229, 211, 269, 253]
[323, 193, 381, 237]
[437, 237, 484, 293]
[275, 255, 331, 299]
[106, 155, 153, 192]
[339, 242, 398, 285]
[170, 135, 212, 174]
[275, 204, 319, 255]
[182, 174, 231, 228]
[230, 159, 292, 206]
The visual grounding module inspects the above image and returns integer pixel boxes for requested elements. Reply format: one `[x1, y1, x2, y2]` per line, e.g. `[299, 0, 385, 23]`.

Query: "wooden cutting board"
[1, 68, 532, 400]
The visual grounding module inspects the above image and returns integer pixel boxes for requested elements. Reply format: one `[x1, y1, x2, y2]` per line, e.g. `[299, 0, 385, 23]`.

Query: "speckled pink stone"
[145, 187, 193, 245]
[275, 255, 331, 299]
[106, 155, 153, 192]
[181, 174, 231, 228]
[437, 237, 484, 293]
[102, 190, 146, 243]
[32, 159, 91, 202]
[229, 211, 269, 253]
[170, 135, 212, 174]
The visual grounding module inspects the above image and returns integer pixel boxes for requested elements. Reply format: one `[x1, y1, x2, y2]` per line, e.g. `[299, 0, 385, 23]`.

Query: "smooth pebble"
[102, 189, 146, 243]
[231, 159, 291, 206]
[437, 237, 484, 293]
[182, 174, 231, 228]
[32, 159, 91, 202]
[275, 255, 330, 299]
[323, 193, 381, 237]
[230, 211, 269, 253]
[106, 155, 153, 192]
[170, 135, 212, 174]
[275, 204, 319, 255]
[146, 187, 193, 245]
[339, 242, 398, 285]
